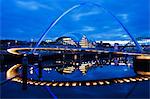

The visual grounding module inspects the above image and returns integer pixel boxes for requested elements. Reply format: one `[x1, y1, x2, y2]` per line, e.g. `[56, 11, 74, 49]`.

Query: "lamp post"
[38, 54, 42, 79]
[22, 54, 28, 90]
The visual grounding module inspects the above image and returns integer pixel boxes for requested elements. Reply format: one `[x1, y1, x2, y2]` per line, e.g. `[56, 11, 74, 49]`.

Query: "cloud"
[89, 27, 130, 40]
[122, 34, 128, 38]
[16, 0, 52, 11]
[90, 33, 128, 40]
[114, 28, 123, 32]
[82, 26, 95, 32]
[117, 13, 129, 22]
[103, 26, 110, 29]
[15, 28, 24, 33]
[72, 11, 100, 21]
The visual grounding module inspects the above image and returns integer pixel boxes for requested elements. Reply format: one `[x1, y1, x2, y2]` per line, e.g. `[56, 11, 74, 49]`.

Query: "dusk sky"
[1, 0, 150, 41]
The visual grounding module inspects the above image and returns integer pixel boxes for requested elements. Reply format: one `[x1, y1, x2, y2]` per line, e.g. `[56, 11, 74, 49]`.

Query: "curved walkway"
[6, 64, 150, 87]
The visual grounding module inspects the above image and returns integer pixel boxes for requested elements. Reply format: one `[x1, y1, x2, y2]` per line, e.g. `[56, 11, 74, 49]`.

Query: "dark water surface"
[1, 62, 149, 98]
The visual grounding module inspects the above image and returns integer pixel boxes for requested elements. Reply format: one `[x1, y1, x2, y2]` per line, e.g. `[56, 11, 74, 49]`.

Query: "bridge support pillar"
[38, 54, 42, 79]
[108, 53, 112, 65]
[62, 51, 66, 68]
[79, 54, 83, 65]
[74, 54, 77, 60]
[73, 54, 77, 66]
[95, 54, 99, 66]
[22, 54, 28, 90]
[124, 54, 128, 65]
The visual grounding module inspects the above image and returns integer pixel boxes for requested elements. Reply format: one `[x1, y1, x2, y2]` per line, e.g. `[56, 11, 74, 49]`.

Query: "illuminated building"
[79, 35, 89, 48]
[45, 39, 52, 43]
[56, 36, 77, 46]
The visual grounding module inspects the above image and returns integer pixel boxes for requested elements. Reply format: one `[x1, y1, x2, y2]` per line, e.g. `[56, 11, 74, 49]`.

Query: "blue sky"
[1, 0, 150, 41]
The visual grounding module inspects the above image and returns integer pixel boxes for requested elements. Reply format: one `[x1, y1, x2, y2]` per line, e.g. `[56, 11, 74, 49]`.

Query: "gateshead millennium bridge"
[3, 2, 150, 90]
